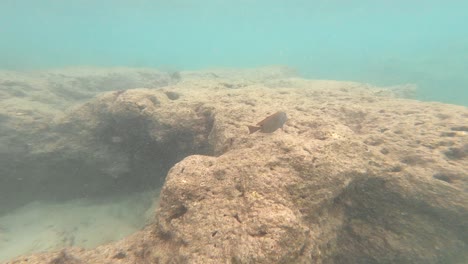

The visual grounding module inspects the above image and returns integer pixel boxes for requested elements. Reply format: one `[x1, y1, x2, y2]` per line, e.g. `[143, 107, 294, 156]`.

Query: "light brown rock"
[3, 67, 467, 263]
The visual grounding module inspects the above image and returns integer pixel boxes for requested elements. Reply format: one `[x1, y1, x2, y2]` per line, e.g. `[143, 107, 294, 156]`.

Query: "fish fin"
[247, 125, 261, 134]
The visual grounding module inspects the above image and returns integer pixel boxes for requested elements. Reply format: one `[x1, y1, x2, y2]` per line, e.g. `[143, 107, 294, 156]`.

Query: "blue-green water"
[1, 0, 467, 105]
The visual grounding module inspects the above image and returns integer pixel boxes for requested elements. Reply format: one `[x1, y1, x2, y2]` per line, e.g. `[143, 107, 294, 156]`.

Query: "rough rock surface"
[2, 67, 467, 263]
[0, 67, 181, 213]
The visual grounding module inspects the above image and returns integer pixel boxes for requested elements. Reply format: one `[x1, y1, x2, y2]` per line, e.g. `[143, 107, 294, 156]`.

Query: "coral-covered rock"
[3, 67, 467, 263]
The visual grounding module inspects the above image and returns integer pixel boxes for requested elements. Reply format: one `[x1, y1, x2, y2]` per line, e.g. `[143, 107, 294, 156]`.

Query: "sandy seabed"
[0, 191, 157, 262]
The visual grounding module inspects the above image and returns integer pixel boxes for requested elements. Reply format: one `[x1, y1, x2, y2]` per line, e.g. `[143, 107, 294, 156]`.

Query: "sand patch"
[0, 190, 158, 262]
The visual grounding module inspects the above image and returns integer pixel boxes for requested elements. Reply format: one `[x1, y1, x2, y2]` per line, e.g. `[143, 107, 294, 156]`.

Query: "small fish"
[248, 111, 287, 134]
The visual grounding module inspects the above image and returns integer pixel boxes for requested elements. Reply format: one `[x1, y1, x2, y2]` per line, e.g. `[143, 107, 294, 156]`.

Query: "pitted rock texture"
[3, 67, 467, 263]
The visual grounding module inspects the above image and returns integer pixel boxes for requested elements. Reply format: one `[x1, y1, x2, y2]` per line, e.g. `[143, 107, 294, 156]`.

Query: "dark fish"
[248, 111, 287, 134]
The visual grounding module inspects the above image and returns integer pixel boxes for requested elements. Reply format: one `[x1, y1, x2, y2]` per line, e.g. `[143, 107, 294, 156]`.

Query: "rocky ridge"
[1, 67, 466, 263]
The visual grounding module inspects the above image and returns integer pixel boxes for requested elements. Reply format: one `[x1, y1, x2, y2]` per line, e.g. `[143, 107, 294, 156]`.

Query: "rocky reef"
[1, 67, 467, 263]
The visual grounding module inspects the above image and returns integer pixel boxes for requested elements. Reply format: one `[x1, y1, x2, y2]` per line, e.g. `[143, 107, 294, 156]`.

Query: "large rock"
[3, 67, 467, 263]
[0, 67, 182, 213]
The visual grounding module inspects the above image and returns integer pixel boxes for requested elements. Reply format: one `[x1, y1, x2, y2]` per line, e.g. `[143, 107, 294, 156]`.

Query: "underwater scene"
[0, 1, 467, 263]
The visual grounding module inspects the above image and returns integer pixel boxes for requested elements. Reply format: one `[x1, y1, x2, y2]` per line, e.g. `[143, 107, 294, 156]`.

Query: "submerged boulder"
[3, 67, 467, 263]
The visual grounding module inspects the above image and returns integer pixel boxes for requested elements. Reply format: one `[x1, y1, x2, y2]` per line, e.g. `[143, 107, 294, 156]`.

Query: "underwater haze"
[1, 0, 467, 105]
[1, 1, 468, 262]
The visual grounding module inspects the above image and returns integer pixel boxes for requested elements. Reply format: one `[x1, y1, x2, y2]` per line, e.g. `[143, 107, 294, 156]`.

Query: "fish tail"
[247, 125, 260, 134]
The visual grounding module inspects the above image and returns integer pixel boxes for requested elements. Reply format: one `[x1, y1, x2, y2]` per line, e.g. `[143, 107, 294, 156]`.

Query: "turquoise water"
[1, 0, 467, 105]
